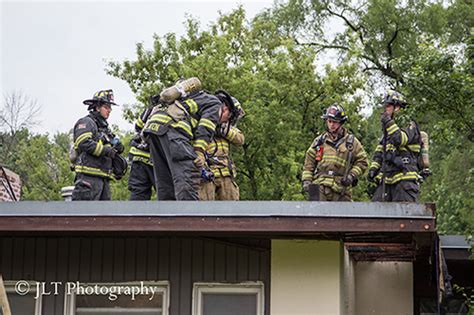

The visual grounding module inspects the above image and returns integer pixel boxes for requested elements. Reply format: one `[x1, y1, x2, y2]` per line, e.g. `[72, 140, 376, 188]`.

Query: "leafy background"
[1, 1, 472, 239]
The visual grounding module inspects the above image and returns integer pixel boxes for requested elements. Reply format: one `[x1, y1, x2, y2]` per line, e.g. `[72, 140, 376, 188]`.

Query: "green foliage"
[271, 0, 473, 235]
[8, 131, 75, 200]
[107, 7, 365, 200]
[1, 2, 471, 238]
[271, 0, 472, 83]
[110, 131, 134, 200]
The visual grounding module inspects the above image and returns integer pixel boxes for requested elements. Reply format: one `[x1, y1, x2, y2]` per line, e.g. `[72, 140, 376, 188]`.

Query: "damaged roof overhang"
[0, 201, 436, 234]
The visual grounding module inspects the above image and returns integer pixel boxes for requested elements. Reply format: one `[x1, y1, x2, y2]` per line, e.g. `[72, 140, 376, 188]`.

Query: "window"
[192, 282, 264, 315]
[4, 281, 42, 315]
[64, 281, 169, 315]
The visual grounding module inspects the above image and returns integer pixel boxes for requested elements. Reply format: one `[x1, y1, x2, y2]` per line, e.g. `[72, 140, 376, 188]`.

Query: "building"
[0, 167, 21, 202]
[0, 201, 471, 315]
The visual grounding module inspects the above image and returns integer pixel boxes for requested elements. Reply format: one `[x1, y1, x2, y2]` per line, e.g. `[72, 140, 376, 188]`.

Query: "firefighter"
[199, 98, 245, 200]
[302, 104, 368, 201]
[71, 90, 126, 200]
[368, 91, 423, 202]
[128, 105, 155, 200]
[143, 85, 238, 200]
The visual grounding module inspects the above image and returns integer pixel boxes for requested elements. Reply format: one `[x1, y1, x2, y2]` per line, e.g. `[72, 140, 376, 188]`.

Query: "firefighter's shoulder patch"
[77, 123, 87, 129]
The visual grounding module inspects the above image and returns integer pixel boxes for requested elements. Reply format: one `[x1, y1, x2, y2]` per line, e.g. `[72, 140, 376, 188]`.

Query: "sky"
[1, 0, 274, 135]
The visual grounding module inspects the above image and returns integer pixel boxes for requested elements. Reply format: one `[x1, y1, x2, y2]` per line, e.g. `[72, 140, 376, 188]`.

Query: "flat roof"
[0, 201, 436, 233]
[0, 201, 433, 217]
[440, 235, 472, 249]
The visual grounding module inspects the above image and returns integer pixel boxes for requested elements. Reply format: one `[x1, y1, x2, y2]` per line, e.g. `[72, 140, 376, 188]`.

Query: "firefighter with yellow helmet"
[302, 104, 368, 201]
[368, 91, 428, 202]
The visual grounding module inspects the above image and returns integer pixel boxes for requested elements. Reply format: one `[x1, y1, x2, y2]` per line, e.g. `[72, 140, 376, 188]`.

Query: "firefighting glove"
[194, 150, 207, 168]
[302, 180, 312, 192]
[341, 174, 355, 187]
[367, 169, 377, 183]
[114, 142, 124, 154]
[104, 147, 117, 159]
[381, 113, 392, 127]
[420, 168, 432, 179]
[367, 182, 377, 199]
[111, 136, 124, 154]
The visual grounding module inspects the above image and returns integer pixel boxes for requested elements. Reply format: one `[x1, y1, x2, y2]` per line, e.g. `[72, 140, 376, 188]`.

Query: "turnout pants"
[319, 185, 352, 202]
[372, 180, 419, 202]
[72, 173, 111, 200]
[148, 128, 200, 200]
[199, 176, 240, 200]
[128, 161, 155, 200]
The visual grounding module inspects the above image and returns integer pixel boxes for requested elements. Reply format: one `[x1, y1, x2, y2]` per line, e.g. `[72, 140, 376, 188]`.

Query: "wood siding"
[0, 236, 271, 315]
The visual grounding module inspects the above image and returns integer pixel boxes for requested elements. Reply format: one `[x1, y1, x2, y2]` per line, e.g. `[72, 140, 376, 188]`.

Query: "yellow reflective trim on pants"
[129, 146, 151, 158]
[315, 176, 343, 193]
[376, 171, 419, 184]
[184, 99, 198, 114]
[198, 118, 216, 131]
[75, 165, 113, 179]
[386, 144, 397, 151]
[132, 156, 153, 166]
[375, 145, 383, 152]
[74, 132, 93, 149]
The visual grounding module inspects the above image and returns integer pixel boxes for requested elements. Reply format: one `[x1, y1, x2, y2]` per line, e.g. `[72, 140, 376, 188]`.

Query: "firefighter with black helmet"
[368, 91, 424, 202]
[71, 90, 127, 200]
[199, 97, 245, 200]
[142, 79, 238, 200]
[302, 104, 368, 201]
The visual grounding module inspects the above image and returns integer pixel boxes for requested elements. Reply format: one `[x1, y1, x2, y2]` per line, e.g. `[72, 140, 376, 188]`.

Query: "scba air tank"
[160, 77, 202, 104]
[420, 131, 430, 168]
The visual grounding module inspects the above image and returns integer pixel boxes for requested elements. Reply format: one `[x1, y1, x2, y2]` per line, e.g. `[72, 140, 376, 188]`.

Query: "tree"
[396, 33, 474, 237]
[14, 132, 74, 200]
[107, 7, 366, 200]
[271, 0, 472, 85]
[0, 90, 41, 135]
[0, 91, 42, 169]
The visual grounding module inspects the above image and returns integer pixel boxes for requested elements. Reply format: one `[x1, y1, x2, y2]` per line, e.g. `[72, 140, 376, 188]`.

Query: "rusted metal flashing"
[345, 242, 417, 261]
[0, 215, 435, 233]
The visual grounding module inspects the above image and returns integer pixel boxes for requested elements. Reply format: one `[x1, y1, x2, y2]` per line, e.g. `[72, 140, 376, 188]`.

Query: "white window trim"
[4, 280, 43, 315]
[192, 281, 264, 315]
[63, 281, 169, 315]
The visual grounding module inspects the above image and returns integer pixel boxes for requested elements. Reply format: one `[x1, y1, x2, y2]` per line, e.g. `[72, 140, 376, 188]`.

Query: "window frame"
[63, 281, 170, 315]
[192, 281, 264, 315]
[4, 280, 43, 315]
